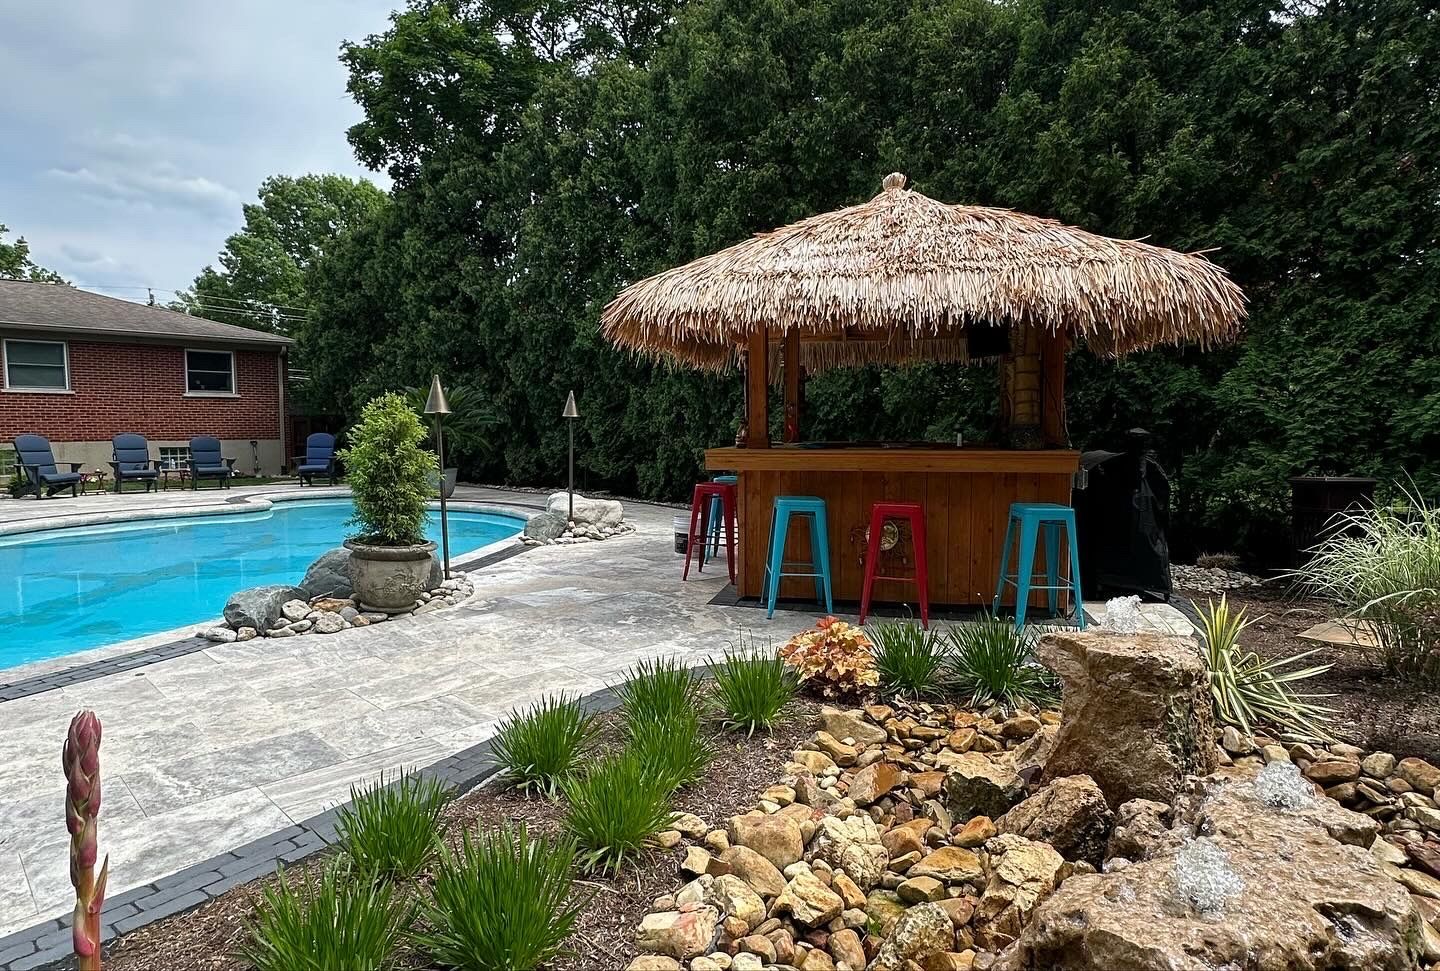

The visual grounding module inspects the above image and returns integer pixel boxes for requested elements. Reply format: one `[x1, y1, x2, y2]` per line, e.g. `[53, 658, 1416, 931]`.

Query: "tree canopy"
[0, 222, 64, 283]
[283, 0, 1438, 562]
[177, 174, 386, 333]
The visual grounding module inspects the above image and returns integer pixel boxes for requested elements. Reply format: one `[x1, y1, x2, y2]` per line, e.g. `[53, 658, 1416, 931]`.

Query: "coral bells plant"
[778, 617, 880, 696]
[64, 710, 109, 971]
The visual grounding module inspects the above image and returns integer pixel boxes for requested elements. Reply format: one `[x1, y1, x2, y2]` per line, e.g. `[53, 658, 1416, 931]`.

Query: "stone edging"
[0, 682, 629, 971]
[0, 506, 539, 705]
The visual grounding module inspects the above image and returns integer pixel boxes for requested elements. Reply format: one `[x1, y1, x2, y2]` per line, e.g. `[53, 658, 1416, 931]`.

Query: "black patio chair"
[12, 434, 83, 499]
[109, 433, 162, 493]
[187, 436, 235, 489]
[292, 432, 339, 486]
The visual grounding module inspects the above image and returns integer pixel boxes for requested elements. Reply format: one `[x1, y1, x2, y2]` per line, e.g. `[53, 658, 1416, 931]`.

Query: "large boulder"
[997, 775, 1424, 971]
[996, 775, 1113, 867]
[1038, 631, 1217, 807]
[944, 751, 1026, 819]
[523, 510, 568, 542]
[223, 584, 307, 630]
[298, 548, 352, 599]
[546, 491, 624, 527]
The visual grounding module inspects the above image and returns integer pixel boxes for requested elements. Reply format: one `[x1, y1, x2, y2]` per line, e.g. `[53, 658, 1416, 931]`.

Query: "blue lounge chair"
[187, 436, 235, 490]
[109, 433, 161, 493]
[12, 434, 83, 499]
[293, 432, 338, 486]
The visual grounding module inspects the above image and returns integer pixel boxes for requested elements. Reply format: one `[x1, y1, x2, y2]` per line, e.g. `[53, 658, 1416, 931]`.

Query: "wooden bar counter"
[705, 446, 1080, 607]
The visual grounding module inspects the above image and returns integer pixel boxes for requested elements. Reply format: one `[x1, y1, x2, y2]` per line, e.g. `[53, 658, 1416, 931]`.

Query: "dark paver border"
[1, 684, 627, 970]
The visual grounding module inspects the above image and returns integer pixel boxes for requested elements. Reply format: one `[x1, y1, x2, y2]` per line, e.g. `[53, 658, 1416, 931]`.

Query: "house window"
[185, 349, 235, 394]
[3, 339, 69, 391]
[158, 446, 190, 470]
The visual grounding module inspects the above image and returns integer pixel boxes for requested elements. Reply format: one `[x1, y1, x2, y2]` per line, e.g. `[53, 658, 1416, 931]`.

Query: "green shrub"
[615, 656, 702, 728]
[1295, 485, 1440, 683]
[629, 708, 714, 791]
[946, 617, 1057, 708]
[491, 693, 593, 795]
[711, 639, 797, 735]
[562, 750, 674, 874]
[869, 620, 948, 698]
[240, 860, 410, 971]
[340, 391, 437, 545]
[412, 824, 585, 971]
[336, 771, 449, 881]
[1197, 595, 1334, 741]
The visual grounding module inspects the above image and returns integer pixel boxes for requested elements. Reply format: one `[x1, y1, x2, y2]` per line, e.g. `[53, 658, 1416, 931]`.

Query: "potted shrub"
[341, 392, 438, 612]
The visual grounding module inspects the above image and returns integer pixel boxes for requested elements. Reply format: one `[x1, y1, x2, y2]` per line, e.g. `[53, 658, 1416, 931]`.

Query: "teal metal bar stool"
[763, 496, 834, 619]
[992, 502, 1085, 630]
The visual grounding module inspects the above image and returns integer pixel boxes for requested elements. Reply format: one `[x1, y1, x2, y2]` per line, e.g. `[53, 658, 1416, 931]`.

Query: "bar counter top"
[704, 445, 1080, 474]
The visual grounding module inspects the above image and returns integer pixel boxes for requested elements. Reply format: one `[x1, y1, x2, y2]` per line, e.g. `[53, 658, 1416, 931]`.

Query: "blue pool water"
[0, 500, 524, 671]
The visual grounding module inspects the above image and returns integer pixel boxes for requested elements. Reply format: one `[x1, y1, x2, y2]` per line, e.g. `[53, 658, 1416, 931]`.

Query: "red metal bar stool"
[859, 501, 930, 627]
[682, 481, 737, 584]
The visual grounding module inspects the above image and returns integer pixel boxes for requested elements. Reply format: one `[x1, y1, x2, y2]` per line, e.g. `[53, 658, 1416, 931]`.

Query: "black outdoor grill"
[1072, 428, 1173, 602]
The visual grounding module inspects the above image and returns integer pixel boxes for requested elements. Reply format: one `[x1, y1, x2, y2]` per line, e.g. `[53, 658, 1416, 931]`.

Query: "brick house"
[0, 281, 292, 479]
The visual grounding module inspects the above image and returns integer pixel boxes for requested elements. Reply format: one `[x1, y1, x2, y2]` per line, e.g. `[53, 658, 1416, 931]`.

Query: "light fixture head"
[562, 389, 579, 419]
[424, 374, 451, 415]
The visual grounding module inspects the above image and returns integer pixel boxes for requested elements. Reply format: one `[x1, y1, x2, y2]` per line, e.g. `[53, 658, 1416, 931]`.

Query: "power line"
[73, 282, 313, 317]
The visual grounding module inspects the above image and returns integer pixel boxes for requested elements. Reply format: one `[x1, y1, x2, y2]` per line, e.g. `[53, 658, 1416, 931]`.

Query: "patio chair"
[109, 433, 162, 493]
[12, 434, 83, 499]
[187, 436, 235, 490]
[292, 432, 338, 486]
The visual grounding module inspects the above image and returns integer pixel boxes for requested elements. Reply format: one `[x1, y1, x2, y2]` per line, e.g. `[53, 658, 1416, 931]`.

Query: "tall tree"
[178, 174, 386, 333]
[0, 223, 64, 283]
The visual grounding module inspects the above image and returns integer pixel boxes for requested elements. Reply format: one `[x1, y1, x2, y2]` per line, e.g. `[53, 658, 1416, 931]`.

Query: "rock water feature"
[626, 630, 1440, 971]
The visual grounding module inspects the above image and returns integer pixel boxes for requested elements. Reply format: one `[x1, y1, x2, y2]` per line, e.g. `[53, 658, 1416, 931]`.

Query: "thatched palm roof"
[601, 173, 1245, 372]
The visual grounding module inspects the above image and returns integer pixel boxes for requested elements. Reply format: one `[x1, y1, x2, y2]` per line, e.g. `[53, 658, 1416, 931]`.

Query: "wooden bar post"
[782, 328, 801, 443]
[1040, 327, 1069, 447]
[746, 327, 770, 448]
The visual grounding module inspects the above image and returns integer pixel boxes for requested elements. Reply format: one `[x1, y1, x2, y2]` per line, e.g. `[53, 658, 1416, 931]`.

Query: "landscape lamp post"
[425, 375, 452, 579]
[563, 390, 579, 521]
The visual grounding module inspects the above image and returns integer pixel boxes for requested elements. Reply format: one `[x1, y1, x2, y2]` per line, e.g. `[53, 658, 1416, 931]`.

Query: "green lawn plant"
[946, 617, 1057, 709]
[615, 656, 702, 728]
[492, 693, 593, 795]
[710, 637, 797, 735]
[336, 771, 450, 881]
[1197, 595, 1335, 742]
[241, 859, 411, 971]
[869, 620, 948, 698]
[1295, 484, 1440, 684]
[340, 391, 436, 546]
[412, 824, 585, 971]
[561, 750, 675, 875]
[629, 707, 714, 792]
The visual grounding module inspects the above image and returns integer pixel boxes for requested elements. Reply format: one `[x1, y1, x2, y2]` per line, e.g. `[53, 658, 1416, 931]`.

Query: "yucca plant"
[614, 656, 702, 729]
[492, 693, 593, 795]
[412, 824, 586, 971]
[710, 638, 797, 735]
[1197, 595, 1335, 742]
[946, 616, 1057, 708]
[336, 771, 450, 881]
[562, 750, 675, 875]
[629, 708, 714, 791]
[241, 860, 410, 971]
[869, 620, 949, 698]
[1294, 483, 1440, 683]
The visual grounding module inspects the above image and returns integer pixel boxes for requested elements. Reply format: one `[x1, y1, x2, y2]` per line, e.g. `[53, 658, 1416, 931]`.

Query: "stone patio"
[0, 484, 1192, 942]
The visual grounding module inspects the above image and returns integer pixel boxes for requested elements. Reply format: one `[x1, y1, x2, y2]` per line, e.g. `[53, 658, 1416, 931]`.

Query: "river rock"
[775, 870, 844, 927]
[811, 815, 889, 890]
[819, 707, 888, 747]
[996, 775, 1113, 866]
[997, 774, 1423, 971]
[1104, 798, 1173, 862]
[849, 761, 907, 805]
[298, 548, 352, 598]
[871, 902, 954, 971]
[909, 846, 984, 885]
[709, 874, 766, 930]
[944, 751, 1026, 819]
[636, 907, 719, 960]
[223, 583, 308, 631]
[727, 814, 804, 869]
[547, 491, 624, 527]
[720, 846, 786, 897]
[311, 611, 346, 634]
[1038, 630, 1217, 807]
[974, 835, 1066, 951]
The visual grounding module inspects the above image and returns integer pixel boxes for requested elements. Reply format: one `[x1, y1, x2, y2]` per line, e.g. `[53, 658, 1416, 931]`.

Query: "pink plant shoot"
[63, 710, 109, 971]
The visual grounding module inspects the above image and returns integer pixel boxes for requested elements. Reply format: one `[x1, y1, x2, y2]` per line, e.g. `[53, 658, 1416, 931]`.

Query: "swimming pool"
[0, 499, 524, 671]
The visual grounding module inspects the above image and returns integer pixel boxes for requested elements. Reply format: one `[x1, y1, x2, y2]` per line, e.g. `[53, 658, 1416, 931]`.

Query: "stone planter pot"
[344, 538, 437, 613]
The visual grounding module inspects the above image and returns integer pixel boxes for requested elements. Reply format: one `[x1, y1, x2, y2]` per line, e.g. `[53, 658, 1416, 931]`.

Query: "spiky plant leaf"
[869, 620, 948, 698]
[337, 771, 450, 881]
[491, 693, 593, 795]
[561, 750, 674, 875]
[241, 860, 410, 971]
[946, 617, 1056, 709]
[710, 637, 797, 735]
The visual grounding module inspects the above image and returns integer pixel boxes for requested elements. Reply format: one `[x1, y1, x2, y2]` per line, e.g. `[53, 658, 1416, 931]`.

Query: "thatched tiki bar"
[602, 174, 1245, 609]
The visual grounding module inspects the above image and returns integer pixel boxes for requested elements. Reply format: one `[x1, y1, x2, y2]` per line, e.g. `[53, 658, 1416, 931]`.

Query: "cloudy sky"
[0, 1, 395, 302]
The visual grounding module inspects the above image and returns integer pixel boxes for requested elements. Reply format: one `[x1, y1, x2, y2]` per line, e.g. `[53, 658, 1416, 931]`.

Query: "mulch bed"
[101, 698, 821, 971]
[1185, 585, 1440, 764]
